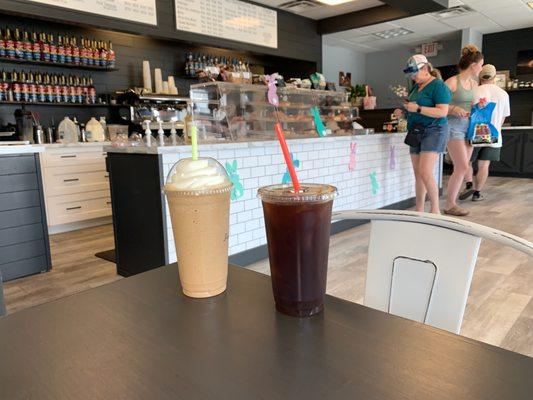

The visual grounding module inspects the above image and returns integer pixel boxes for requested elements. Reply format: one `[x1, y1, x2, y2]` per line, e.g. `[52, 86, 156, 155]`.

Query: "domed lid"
[165, 157, 232, 196]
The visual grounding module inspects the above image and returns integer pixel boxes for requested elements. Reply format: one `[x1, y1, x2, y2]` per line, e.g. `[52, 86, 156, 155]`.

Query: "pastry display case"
[189, 82, 359, 143]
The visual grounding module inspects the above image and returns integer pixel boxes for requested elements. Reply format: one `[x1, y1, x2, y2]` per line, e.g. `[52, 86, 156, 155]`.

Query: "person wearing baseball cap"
[459, 64, 510, 202]
[395, 54, 452, 214]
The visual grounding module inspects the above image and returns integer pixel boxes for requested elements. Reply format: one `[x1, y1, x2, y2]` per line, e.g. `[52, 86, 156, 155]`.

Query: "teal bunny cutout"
[369, 172, 379, 196]
[225, 160, 244, 201]
[282, 153, 301, 184]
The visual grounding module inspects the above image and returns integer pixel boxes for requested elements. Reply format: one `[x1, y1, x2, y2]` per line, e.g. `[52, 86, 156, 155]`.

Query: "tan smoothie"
[164, 157, 232, 298]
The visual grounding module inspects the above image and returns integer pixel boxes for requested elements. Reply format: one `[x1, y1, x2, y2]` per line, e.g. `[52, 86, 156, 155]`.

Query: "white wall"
[365, 38, 462, 109]
[322, 43, 366, 88]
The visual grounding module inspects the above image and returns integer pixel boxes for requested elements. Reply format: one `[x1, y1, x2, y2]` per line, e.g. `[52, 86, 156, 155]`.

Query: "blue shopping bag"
[467, 102, 499, 146]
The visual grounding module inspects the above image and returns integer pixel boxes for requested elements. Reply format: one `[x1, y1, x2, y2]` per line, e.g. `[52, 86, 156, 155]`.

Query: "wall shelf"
[0, 57, 118, 71]
[507, 87, 533, 93]
[0, 100, 119, 107]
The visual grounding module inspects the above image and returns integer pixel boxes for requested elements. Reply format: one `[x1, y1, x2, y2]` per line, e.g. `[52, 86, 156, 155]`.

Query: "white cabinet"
[41, 144, 112, 228]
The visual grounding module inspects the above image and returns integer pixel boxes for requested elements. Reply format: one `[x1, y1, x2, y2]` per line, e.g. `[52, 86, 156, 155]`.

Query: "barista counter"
[490, 127, 533, 178]
[0, 145, 52, 281]
[105, 133, 441, 276]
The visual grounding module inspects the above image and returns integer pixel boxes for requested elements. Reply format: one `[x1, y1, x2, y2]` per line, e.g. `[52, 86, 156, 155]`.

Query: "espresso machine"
[114, 90, 190, 134]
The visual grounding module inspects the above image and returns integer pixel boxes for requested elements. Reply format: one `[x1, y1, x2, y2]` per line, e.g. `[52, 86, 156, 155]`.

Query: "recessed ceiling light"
[528, 2, 533, 9]
[316, 0, 354, 5]
[373, 28, 413, 40]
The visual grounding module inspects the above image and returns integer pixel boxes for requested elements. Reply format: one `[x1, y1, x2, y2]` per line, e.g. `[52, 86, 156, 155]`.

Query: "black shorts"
[471, 146, 501, 162]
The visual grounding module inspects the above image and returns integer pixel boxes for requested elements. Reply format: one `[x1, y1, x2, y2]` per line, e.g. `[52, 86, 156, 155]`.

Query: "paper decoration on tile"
[225, 160, 244, 201]
[369, 172, 379, 196]
[389, 145, 396, 170]
[348, 142, 357, 171]
[282, 153, 301, 184]
[311, 106, 327, 137]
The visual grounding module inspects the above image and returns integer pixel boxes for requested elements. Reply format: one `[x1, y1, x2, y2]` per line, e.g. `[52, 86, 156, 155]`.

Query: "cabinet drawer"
[0, 154, 36, 176]
[45, 170, 109, 196]
[0, 190, 40, 212]
[42, 150, 106, 167]
[0, 207, 42, 230]
[47, 193, 111, 226]
[0, 173, 38, 194]
[0, 223, 44, 247]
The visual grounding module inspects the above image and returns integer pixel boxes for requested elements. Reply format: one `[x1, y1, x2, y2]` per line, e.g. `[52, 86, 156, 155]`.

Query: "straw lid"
[165, 157, 232, 196]
[258, 183, 337, 204]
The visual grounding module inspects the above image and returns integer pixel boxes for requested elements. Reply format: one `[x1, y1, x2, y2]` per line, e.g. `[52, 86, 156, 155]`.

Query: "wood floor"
[3, 176, 532, 357]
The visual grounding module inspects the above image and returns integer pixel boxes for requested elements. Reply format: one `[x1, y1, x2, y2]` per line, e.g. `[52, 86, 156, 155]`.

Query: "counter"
[490, 128, 533, 177]
[0, 145, 51, 281]
[0, 144, 45, 155]
[105, 133, 442, 276]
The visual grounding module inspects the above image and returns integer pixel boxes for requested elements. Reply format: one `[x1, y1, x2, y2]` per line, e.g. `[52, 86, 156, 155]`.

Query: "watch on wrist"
[416, 106, 422, 114]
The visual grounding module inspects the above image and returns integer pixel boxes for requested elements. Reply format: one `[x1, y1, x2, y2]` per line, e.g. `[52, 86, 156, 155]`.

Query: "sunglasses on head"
[403, 65, 419, 75]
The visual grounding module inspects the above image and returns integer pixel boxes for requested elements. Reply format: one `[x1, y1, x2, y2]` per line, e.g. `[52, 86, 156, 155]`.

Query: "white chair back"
[332, 210, 533, 334]
[365, 220, 480, 333]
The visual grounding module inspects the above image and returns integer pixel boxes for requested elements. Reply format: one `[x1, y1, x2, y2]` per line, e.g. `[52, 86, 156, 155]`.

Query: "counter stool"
[332, 210, 533, 334]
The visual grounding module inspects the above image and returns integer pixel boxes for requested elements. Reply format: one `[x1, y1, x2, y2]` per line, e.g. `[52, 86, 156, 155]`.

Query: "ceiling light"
[316, 0, 354, 5]
[373, 28, 413, 40]
[528, 2, 533, 9]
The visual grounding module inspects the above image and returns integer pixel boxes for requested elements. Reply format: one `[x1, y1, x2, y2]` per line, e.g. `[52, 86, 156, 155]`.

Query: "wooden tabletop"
[0, 264, 531, 400]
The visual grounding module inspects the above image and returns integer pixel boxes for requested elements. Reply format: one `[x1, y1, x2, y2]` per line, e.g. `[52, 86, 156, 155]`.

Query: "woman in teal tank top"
[444, 45, 484, 216]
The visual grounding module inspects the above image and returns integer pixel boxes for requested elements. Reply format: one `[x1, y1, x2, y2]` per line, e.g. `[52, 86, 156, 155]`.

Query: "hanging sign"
[175, 0, 277, 49]
[27, 0, 157, 25]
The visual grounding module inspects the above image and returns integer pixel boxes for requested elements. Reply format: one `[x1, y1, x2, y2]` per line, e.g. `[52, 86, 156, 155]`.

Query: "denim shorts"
[409, 123, 449, 154]
[448, 116, 469, 141]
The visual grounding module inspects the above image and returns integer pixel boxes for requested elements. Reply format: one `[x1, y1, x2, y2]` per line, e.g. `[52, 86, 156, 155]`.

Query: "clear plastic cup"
[258, 184, 337, 317]
[165, 157, 232, 298]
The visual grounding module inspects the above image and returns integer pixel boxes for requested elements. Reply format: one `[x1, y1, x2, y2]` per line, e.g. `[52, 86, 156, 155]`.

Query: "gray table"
[0, 264, 532, 399]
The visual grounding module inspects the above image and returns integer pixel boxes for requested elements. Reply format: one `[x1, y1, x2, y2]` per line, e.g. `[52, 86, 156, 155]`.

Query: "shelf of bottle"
[0, 100, 119, 107]
[0, 57, 118, 71]
[507, 87, 533, 93]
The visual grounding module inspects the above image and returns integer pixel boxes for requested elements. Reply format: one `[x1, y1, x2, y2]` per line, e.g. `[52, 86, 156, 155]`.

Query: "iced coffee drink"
[164, 157, 232, 298]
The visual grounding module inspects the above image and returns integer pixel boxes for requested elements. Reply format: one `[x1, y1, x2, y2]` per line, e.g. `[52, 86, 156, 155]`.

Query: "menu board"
[27, 0, 157, 25]
[175, 0, 277, 49]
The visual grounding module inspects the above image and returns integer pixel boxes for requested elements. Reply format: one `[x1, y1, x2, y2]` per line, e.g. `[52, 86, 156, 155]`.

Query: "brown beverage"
[258, 184, 337, 317]
[164, 157, 232, 298]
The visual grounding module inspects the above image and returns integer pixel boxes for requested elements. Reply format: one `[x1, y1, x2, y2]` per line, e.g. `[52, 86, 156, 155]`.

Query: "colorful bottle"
[0, 29, 6, 58]
[40, 32, 50, 62]
[11, 70, 21, 101]
[92, 40, 99, 67]
[64, 36, 72, 63]
[79, 38, 87, 65]
[4, 28, 14, 59]
[99, 41, 107, 68]
[57, 35, 65, 63]
[88, 76, 96, 104]
[14, 28, 24, 59]
[49, 34, 57, 63]
[71, 37, 80, 65]
[21, 30, 32, 60]
[106, 41, 115, 69]
[31, 32, 40, 61]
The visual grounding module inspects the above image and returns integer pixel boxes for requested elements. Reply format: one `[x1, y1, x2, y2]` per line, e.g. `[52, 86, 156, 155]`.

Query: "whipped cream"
[166, 158, 230, 191]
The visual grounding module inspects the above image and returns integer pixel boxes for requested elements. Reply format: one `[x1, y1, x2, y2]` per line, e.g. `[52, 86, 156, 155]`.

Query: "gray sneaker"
[472, 192, 484, 202]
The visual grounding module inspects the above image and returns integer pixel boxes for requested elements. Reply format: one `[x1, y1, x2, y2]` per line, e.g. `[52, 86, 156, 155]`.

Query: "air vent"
[278, 0, 321, 13]
[431, 5, 474, 19]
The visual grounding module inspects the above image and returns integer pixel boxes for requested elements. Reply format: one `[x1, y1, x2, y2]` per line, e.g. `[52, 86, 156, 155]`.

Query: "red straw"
[274, 122, 300, 192]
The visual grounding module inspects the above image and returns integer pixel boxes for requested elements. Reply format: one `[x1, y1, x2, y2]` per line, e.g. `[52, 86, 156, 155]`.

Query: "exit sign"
[421, 42, 439, 57]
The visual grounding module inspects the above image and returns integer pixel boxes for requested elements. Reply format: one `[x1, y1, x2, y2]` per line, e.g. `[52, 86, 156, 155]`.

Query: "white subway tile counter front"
[107, 133, 441, 263]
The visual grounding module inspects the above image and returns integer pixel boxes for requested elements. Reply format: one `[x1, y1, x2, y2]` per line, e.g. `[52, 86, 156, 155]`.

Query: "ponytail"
[426, 63, 442, 79]
[458, 44, 483, 71]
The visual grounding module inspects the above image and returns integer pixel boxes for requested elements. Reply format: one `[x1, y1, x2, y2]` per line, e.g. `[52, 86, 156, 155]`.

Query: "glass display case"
[189, 82, 359, 143]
